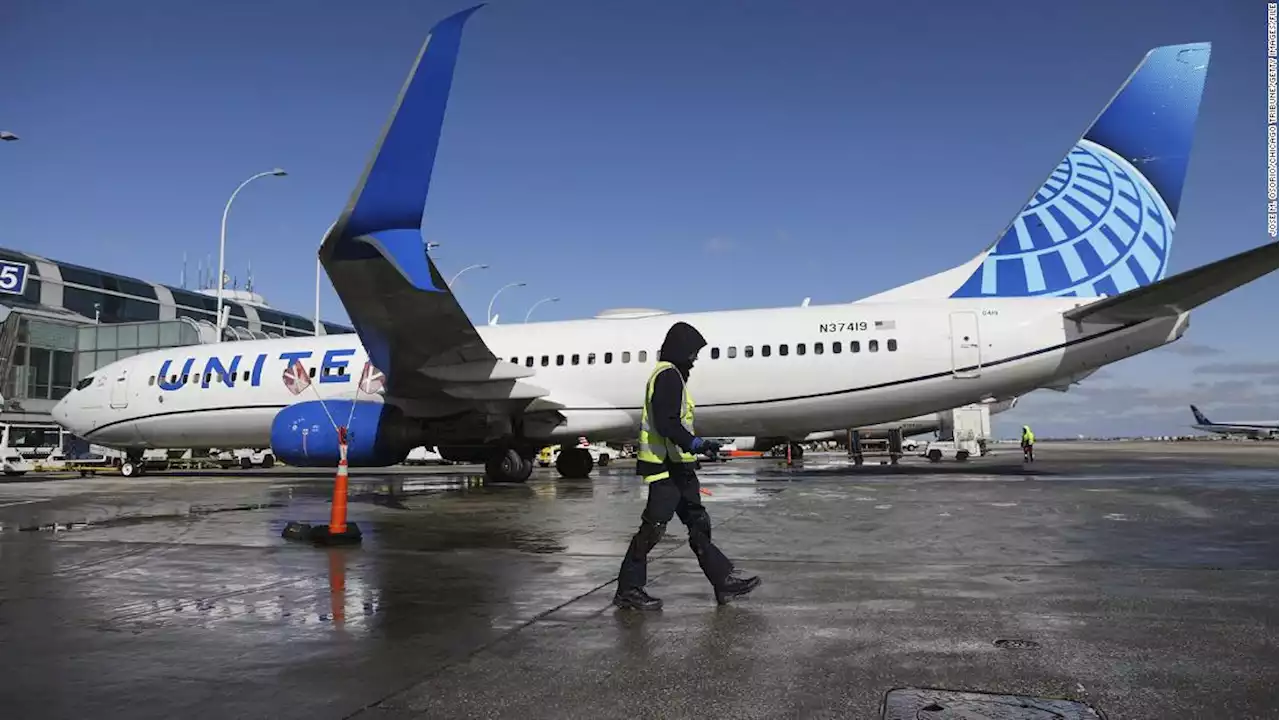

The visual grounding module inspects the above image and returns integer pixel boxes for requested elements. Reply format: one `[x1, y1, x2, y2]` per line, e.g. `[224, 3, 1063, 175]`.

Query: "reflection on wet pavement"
[0, 442, 1274, 719]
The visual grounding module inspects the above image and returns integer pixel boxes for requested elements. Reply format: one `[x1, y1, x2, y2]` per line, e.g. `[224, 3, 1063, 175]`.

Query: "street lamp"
[487, 281, 526, 325]
[217, 168, 287, 342]
[524, 296, 560, 323]
[0, 131, 17, 142]
[448, 263, 489, 288]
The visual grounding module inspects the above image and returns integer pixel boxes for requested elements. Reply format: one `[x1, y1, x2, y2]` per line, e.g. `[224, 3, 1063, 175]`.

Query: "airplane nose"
[50, 396, 70, 428]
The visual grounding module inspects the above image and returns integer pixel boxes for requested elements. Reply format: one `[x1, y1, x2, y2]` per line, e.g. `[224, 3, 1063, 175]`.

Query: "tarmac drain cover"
[882, 688, 1104, 719]
[993, 638, 1041, 649]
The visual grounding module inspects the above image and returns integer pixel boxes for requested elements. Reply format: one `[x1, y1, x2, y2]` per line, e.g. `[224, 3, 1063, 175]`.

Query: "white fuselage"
[1191, 422, 1279, 439]
[52, 297, 1189, 452]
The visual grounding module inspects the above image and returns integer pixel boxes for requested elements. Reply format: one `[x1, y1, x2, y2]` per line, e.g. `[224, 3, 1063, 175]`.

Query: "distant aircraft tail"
[861, 42, 1212, 302]
[1190, 405, 1211, 425]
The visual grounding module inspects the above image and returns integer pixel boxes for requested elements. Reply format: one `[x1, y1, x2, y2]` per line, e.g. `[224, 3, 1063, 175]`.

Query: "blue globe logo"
[952, 138, 1174, 298]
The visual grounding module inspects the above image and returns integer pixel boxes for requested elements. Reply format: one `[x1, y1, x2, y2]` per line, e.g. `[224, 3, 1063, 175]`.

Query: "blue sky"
[2, 0, 1275, 437]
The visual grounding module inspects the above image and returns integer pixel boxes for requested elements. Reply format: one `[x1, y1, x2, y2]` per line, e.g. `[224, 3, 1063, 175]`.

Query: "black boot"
[715, 573, 762, 605]
[613, 587, 663, 611]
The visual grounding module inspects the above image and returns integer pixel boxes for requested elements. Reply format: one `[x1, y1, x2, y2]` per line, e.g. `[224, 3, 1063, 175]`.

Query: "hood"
[658, 321, 707, 377]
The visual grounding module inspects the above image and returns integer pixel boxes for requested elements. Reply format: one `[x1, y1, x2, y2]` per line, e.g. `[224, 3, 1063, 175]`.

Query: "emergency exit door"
[110, 369, 130, 409]
[949, 311, 981, 378]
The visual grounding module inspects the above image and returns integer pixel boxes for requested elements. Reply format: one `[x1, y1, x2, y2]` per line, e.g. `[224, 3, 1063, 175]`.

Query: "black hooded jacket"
[646, 322, 707, 458]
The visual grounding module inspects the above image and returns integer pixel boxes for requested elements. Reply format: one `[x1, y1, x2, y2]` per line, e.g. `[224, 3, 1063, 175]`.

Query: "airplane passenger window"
[588, 353, 596, 365]
[711, 347, 720, 359]
[850, 341, 860, 353]
[888, 339, 897, 351]
[869, 340, 879, 352]
[762, 345, 771, 357]
[556, 354, 565, 366]
[147, 376, 155, 387]
[797, 344, 806, 356]
[605, 352, 613, 364]
[182, 374, 190, 383]
[572, 354, 580, 366]
[526, 357, 534, 367]
[814, 342, 824, 355]
[541, 356, 549, 367]
[638, 350, 647, 362]
[779, 344, 789, 356]
[243, 371, 251, 381]
[308, 367, 316, 378]
[510, 357, 518, 365]
[744, 346, 754, 358]
[832, 341, 842, 354]
[727, 346, 737, 358]
[622, 351, 631, 363]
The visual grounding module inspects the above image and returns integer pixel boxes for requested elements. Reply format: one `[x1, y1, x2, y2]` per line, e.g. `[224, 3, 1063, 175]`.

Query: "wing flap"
[1063, 242, 1278, 324]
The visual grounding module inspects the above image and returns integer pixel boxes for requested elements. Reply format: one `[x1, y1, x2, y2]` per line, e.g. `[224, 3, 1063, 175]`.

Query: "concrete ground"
[0, 440, 1274, 719]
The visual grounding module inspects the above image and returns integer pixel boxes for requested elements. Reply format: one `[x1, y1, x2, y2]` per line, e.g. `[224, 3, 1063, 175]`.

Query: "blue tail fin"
[1190, 405, 1211, 424]
[949, 43, 1212, 299]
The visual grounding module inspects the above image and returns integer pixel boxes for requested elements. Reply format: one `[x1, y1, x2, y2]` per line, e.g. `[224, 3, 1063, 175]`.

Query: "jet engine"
[269, 400, 420, 467]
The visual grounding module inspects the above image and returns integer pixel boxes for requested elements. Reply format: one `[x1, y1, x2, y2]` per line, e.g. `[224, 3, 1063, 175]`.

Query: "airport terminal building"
[0, 245, 352, 439]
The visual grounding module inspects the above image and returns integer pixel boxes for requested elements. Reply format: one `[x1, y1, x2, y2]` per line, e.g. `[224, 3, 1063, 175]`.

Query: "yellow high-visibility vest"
[636, 361, 697, 482]
[1022, 428, 1035, 444]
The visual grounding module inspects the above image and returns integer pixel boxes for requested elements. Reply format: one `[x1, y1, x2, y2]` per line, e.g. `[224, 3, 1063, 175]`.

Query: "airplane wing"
[317, 5, 543, 409]
[1063, 241, 1278, 324]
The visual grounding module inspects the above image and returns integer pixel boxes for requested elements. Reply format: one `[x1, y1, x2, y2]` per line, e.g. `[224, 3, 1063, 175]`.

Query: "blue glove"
[692, 437, 720, 457]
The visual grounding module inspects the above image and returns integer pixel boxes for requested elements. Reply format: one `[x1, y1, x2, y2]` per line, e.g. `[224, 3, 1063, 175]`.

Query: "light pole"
[217, 168, 286, 342]
[524, 296, 560, 323]
[487, 282, 526, 325]
[315, 221, 336, 336]
[448, 263, 488, 288]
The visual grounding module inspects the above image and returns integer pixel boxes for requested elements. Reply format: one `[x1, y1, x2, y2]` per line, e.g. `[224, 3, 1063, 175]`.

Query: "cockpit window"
[75, 376, 94, 391]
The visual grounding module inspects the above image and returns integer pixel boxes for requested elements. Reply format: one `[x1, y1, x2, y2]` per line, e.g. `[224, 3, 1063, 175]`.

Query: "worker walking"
[613, 321, 761, 611]
[1021, 425, 1035, 462]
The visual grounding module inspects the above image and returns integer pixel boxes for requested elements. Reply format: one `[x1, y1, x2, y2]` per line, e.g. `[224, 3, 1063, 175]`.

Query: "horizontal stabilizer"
[1063, 241, 1278, 324]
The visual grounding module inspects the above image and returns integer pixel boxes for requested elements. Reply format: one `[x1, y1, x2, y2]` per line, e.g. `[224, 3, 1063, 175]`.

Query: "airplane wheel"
[485, 448, 530, 483]
[120, 461, 139, 477]
[556, 448, 593, 479]
[597, 453, 611, 467]
[788, 442, 805, 460]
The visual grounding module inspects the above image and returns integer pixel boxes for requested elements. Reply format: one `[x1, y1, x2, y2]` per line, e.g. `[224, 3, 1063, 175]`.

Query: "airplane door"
[949, 311, 981, 378]
[109, 368, 130, 409]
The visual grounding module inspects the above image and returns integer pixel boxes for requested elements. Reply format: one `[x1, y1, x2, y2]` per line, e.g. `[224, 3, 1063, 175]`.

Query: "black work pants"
[617, 469, 734, 592]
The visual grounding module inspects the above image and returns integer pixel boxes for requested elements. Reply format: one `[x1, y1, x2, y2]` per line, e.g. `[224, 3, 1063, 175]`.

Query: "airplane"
[1188, 405, 1278, 439]
[721, 398, 1019, 455]
[50, 7, 1279, 484]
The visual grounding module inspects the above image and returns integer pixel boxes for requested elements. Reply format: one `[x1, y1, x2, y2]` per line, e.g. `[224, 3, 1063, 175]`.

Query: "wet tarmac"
[0, 441, 1274, 719]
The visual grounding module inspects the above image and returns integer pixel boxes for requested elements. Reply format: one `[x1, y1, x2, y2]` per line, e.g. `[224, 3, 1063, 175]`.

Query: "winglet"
[320, 4, 484, 292]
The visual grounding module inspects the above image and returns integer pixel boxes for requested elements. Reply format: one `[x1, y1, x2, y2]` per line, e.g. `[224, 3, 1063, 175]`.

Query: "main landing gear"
[554, 446, 594, 480]
[480, 444, 598, 483]
[484, 447, 534, 484]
